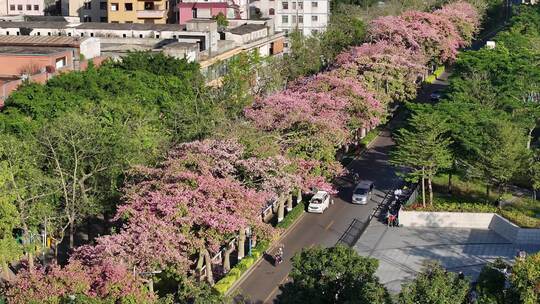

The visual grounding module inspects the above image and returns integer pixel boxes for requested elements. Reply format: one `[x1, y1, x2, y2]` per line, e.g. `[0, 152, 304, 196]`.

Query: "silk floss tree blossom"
[335, 41, 428, 104]
[5, 260, 156, 304]
[292, 73, 385, 134]
[435, 1, 481, 46]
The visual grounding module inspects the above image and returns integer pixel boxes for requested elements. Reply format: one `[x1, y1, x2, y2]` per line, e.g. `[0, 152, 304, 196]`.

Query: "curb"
[225, 209, 307, 296]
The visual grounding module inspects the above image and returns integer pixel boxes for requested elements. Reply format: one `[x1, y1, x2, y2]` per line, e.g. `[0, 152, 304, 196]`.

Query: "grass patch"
[424, 66, 445, 84]
[359, 127, 380, 148]
[405, 173, 540, 228]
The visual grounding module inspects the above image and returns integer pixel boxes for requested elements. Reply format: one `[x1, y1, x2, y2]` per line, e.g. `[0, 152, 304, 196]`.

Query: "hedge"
[424, 66, 445, 84]
[276, 202, 305, 229]
[213, 240, 270, 294]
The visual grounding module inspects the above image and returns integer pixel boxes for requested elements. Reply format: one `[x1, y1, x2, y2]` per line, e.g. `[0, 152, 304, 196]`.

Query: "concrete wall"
[0, 50, 73, 75]
[79, 37, 100, 58]
[399, 210, 540, 244]
[399, 210, 495, 229]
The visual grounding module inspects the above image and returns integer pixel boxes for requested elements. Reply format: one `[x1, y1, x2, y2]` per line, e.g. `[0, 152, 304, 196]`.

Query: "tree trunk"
[533, 189, 537, 201]
[277, 197, 285, 223]
[238, 228, 246, 261]
[1, 262, 11, 281]
[296, 188, 302, 204]
[69, 221, 75, 248]
[360, 127, 367, 139]
[287, 193, 293, 212]
[196, 250, 205, 282]
[447, 172, 452, 193]
[223, 245, 232, 273]
[204, 248, 214, 285]
[428, 177, 433, 205]
[421, 167, 426, 208]
[27, 252, 34, 269]
[527, 128, 533, 150]
[486, 184, 490, 198]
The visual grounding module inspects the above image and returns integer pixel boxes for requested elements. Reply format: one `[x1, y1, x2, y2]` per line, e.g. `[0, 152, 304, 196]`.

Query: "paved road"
[233, 74, 450, 303]
[234, 125, 404, 303]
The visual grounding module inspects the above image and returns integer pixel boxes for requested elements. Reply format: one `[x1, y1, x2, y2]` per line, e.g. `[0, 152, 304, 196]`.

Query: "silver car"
[352, 181, 374, 205]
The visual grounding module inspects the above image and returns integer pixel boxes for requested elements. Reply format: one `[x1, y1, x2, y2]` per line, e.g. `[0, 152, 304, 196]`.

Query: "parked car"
[352, 181, 374, 205]
[308, 191, 331, 213]
[430, 91, 443, 102]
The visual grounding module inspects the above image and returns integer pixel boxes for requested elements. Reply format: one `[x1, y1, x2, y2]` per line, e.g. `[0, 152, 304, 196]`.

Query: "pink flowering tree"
[368, 9, 464, 64]
[335, 41, 427, 104]
[5, 260, 155, 304]
[292, 73, 385, 132]
[435, 2, 481, 46]
[245, 90, 350, 180]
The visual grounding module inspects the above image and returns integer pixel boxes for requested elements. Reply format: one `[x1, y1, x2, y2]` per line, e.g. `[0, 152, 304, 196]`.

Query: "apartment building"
[177, 0, 249, 23]
[0, 0, 44, 16]
[250, 0, 329, 35]
[107, 0, 169, 24]
[61, 0, 107, 22]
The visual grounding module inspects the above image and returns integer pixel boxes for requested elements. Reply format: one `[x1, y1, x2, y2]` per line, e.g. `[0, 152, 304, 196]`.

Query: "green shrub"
[424, 66, 445, 84]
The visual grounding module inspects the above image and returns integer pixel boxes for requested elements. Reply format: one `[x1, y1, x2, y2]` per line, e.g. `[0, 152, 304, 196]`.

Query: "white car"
[308, 191, 330, 213]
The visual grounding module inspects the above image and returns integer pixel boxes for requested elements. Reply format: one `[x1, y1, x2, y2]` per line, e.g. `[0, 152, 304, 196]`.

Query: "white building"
[250, 0, 329, 36]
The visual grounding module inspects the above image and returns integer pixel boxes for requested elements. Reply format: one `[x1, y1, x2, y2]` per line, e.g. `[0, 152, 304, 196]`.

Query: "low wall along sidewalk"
[399, 210, 540, 244]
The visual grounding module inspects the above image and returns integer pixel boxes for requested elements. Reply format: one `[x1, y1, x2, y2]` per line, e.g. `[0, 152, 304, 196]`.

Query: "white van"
[308, 191, 330, 213]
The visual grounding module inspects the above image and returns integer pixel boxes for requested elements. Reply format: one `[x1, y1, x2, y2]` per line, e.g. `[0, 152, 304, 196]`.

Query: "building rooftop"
[0, 35, 87, 47]
[0, 46, 69, 55]
[228, 24, 267, 35]
[178, 2, 227, 8]
[0, 21, 186, 32]
[0, 21, 69, 29]
[162, 41, 199, 49]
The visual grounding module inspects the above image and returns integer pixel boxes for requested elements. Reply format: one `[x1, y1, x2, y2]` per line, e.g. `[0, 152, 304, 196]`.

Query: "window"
[83, 15, 91, 22]
[17, 5, 22, 10]
[26, 4, 31, 10]
[55, 57, 66, 69]
[298, 15, 303, 23]
[48, 32, 51, 35]
[139, 34, 143, 38]
[292, 2, 295, 9]
[125, 21, 133, 23]
[111, 21, 119, 23]
[124, 3, 132, 10]
[311, 1, 317, 7]
[269, 8, 274, 15]
[122, 33, 127, 37]
[83, 2, 91, 9]
[281, 15, 288, 23]
[34, 4, 39, 10]
[80, 33, 84, 36]
[100, 1, 106, 9]
[155, 34, 159, 38]
[5, 31, 8, 35]
[282, 1, 288, 9]
[298, 2, 303, 9]
[100, 16, 107, 22]
[90, 32, 94, 36]
[292, 15, 296, 23]
[16, 32, 20, 35]
[191, 8, 197, 18]
[172, 35, 177, 39]
[36, 32, 40, 35]
[9, 5, 15, 10]
[311, 15, 317, 21]
[110, 3, 118, 11]
[68, 32, 72, 36]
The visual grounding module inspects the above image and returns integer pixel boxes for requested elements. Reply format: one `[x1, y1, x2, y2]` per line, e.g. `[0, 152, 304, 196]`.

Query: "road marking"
[325, 220, 334, 230]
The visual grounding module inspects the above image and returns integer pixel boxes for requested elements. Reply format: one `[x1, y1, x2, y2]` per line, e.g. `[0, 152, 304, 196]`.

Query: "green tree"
[283, 30, 324, 81]
[212, 12, 229, 28]
[399, 262, 470, 304]
[508, 252, 540, 304]
[391, 108, 453, 206]
[321, 9, 366, 60]
[467, 120, 526, 198]
[528, 149, 540, 200]
[476, 259, 509, 304]
[278, 245, 391, 304]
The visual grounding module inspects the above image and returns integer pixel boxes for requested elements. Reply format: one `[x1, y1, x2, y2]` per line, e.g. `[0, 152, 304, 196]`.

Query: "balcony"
[137, 9, 166, 18]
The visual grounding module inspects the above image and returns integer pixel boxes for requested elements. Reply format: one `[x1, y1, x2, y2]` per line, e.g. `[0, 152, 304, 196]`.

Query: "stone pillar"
[287, 193, 293, 212]
[238, 228, 246, 260]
